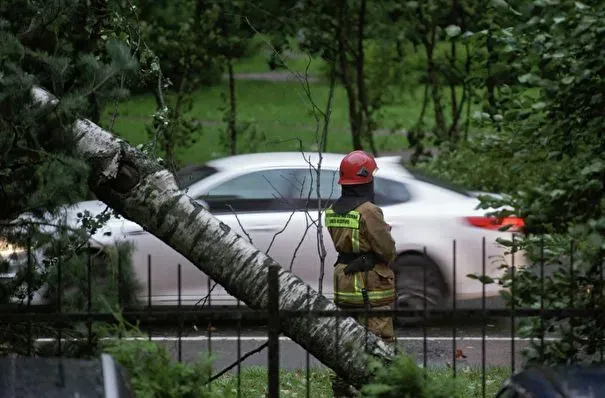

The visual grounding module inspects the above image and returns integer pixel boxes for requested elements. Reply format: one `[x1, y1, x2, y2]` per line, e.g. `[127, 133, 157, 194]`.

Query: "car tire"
[392, 254, 446, 326]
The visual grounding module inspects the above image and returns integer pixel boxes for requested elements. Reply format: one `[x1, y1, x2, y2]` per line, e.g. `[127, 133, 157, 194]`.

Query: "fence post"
[57, 254, 63, 356]
[452, 240, 457, 378]
[268, 265, 280, 398]
[26, 234, 33, 356]
[147, 254, 152, 341]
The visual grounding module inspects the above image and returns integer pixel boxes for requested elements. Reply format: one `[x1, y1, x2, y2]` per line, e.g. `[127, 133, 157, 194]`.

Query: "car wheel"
[393, 254, 446, 326]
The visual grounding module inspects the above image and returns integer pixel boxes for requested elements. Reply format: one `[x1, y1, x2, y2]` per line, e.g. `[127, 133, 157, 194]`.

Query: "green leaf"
[532, 102, 547, 110]
[518, 73, 537, 84]
[581, 161, 604, 175]
[492, 0, 523, 15]
[553, 16, 566, 24]
[561, 76, 575, 85]
[445, 25, 462, 38]
[550, 189, 566, 198]
[575, 1, 589, 10]
[491, 0, 510, 9]
[590, 93, 602, 104]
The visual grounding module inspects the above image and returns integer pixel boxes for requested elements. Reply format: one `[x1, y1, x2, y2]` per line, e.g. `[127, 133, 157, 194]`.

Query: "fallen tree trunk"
[30, 86, 395, 388]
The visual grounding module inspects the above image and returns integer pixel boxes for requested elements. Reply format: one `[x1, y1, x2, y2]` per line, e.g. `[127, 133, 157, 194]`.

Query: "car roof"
[204, 152, 413, 177]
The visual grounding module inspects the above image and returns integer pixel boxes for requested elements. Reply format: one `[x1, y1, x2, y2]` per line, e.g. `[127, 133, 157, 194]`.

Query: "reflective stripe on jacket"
[325, 202, 397, 307]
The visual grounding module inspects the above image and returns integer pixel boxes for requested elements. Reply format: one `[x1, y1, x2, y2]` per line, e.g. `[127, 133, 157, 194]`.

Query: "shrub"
[361, 354, 461, 398]
[101, 315, 224, 398]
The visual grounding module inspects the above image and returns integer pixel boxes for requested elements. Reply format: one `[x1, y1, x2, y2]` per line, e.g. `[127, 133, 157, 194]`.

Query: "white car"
[4, 152, 526, 323]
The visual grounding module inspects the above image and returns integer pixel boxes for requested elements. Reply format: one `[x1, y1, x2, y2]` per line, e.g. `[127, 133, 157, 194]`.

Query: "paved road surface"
[61, 317, 539, 374]
[36, 316, 541, 373]
[145, 334, 532, 372]
[124, 316, 531, 370]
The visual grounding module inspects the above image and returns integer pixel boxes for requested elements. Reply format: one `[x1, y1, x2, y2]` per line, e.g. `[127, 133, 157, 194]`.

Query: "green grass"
[212, 366, 510, 397]
[213, 367, 333, 397]
[102, 80, 425, 165]
[101, 79, 463, 166]
[102, 35, 476, 166]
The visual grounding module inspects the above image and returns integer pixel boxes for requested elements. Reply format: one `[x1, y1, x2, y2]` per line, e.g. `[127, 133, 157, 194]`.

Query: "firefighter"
[325, 150, 397, 397]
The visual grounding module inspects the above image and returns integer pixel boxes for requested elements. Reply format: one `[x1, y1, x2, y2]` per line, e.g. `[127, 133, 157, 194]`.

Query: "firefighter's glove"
[343, 254, 375, 275]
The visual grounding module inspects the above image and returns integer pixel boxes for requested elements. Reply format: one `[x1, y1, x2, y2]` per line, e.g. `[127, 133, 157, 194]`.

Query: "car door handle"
[246, 225, 282, 232]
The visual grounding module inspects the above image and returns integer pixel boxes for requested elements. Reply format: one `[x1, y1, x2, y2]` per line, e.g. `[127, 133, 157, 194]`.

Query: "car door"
[193, 168, 311, 304]
[287, 167, 341, 297]
[127, 167, 308, 306]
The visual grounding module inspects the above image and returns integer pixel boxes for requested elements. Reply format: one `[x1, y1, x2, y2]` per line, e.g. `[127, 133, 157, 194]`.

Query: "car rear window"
[407, 167, 472, 197]
[174, 165, 218, 189]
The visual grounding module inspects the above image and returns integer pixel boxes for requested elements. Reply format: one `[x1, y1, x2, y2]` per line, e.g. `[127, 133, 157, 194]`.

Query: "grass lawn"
[212, 366, 510, 397]
[101, 79, 457, 166]
[102, 36, 472, 166]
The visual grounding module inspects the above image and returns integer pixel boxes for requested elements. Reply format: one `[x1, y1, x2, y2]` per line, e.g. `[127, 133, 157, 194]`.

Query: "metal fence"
[0, 236, 600, 397]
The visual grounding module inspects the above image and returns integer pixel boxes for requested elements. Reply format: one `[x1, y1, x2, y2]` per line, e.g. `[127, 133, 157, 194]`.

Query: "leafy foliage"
[423, 0, 605, 367]
[0, 0, 142, 356]
[106, 339, 218, 398]
[361, 354, 465, 398]
[101, 314, 222, 398]
[0, 0, 139, 220]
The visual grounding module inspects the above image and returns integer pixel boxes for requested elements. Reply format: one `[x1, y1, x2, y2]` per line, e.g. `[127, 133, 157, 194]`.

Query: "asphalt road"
[96, 316, 532, 373]
[147, 333, 528, 372]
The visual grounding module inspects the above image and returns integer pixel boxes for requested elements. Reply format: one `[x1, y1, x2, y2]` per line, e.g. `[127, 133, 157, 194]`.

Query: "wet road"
[142, 333, 530, 372]
[94, 315, 534, 373]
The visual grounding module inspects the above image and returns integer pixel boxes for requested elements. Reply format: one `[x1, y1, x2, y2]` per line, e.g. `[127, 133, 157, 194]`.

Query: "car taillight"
[465, 216, 525, 232]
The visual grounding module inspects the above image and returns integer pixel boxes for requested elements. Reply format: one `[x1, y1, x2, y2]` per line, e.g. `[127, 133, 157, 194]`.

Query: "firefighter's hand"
[343, 255, 375, 275]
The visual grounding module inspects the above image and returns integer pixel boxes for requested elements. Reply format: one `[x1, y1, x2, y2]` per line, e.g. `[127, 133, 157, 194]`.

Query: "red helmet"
[338, 150, 378, 185]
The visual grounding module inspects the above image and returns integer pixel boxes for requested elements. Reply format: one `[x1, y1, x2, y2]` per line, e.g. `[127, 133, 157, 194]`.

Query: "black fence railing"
[0, 237, 601, 397]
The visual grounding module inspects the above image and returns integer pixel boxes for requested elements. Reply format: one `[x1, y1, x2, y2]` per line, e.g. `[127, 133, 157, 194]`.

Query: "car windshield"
[406, 167, 472, 197]
[174, 165, 218, 189]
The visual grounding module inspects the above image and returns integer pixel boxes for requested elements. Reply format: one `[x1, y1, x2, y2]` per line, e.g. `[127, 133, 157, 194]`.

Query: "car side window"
[292, 170, 411, 208]
[374, 177, 412, 206]
[198, 169, 299, 213]
[293, 169, 341, 208]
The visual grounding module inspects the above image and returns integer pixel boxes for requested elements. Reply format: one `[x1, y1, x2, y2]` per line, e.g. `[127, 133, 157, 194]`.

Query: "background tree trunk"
[337, 0, 363, 151]
[31, 86, 395, 389]
[423, 27, 446, 141]
[227, 57, 237, 156]
[355, 0, 378, 156]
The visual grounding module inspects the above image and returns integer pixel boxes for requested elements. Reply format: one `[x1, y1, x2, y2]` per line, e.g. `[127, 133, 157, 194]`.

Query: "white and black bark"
[30, 86, 395, 388]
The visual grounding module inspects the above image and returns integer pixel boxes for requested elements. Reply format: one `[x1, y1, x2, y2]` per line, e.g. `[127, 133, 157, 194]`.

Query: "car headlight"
[0, 239, 27, 261]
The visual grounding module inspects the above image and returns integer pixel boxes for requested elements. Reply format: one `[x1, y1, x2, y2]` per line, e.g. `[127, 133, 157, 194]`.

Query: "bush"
[361, 354, 461, 398]
[0, 215, 142, 357]
[419, 0, 605, 370]
[101, 316, 224, 398]
[105, 339, 219, 398]
[42, 240, 141, 312]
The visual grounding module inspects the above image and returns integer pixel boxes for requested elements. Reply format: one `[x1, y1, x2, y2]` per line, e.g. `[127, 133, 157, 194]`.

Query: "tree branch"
[226, 204, 253, 245]
[207, 342, 269, 383]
